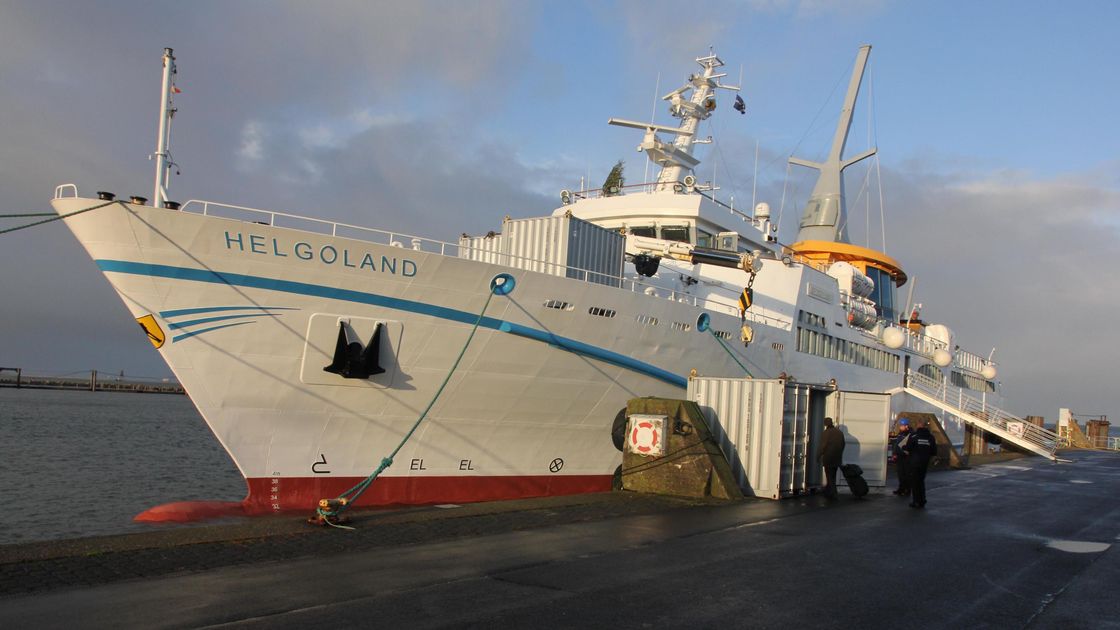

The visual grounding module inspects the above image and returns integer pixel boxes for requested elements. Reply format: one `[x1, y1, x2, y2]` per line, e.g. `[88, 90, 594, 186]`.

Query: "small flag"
[172, 85, 182, 94]
[733, 94, 746, 114]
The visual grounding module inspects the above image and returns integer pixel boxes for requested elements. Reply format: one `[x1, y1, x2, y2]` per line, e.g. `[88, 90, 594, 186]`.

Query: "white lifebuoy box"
[627, 414, 667, 456]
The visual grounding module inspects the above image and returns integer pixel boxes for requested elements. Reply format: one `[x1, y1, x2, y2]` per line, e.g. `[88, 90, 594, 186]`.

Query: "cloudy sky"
[1, 1, 1117, 421]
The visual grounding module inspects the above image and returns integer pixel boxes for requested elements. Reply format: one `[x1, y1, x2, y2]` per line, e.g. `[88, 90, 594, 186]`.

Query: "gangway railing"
[904, 370, 1059, 461]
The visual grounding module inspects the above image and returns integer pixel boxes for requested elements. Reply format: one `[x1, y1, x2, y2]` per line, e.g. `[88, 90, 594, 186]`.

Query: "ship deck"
[2, 450, 1118, 628]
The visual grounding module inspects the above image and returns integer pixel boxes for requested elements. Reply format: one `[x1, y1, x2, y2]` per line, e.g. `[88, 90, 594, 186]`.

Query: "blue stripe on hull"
[96, 259, 688, 388]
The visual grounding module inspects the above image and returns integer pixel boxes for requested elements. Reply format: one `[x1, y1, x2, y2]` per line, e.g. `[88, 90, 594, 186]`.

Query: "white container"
[459, 215, 624, 286]
[687, 377, 821, 499]
[688, 376, 890, 499]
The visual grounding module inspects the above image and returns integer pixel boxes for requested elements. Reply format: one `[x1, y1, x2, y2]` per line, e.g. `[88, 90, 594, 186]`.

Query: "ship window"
[629, 226, 656, 238]
[697, 230, 713, 248]
[712, 330, 732, 340]
[543, 300, 574, 311]
[671, 321, 692, 332]
[795, 327, 899, 373]
[918, 364, 944, 383]
[589, 306, 616, 318]
[951, 370, 996, 393]
[661, 225, 690, 243]
[866, 267, 897, 323]
[635, 314, 659, 326]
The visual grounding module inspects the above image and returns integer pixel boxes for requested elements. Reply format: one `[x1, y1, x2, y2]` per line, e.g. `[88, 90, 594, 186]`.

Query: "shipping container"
[459, 214, 624, 286]
[687, 377, 889, 499]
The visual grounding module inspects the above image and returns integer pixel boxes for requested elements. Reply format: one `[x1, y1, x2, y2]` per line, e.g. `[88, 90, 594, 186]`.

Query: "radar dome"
[933, 348, 953, 368]
[881, 327, 905, 349]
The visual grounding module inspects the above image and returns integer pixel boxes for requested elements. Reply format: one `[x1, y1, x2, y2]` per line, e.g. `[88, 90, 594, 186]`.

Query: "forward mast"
[608, 52, 740, 192]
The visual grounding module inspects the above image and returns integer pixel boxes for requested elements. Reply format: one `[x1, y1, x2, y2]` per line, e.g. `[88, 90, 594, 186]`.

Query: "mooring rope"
[0, 200, 120, 236]
[708, 327, 753, 377]
[315, 274, 514, 528]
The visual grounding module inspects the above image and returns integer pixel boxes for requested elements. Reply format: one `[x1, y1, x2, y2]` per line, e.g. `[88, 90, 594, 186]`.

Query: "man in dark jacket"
[904, 418, 937, 508]
[891, 418, 912, 496]
[817, 417, 845, 498]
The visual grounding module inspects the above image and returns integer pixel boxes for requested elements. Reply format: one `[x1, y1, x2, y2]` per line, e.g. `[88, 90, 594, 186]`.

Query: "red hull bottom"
[135, 474, 613, 522]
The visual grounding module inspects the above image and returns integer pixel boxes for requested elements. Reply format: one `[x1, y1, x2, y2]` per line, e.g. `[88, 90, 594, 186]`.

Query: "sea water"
[0, 388, 244, 545]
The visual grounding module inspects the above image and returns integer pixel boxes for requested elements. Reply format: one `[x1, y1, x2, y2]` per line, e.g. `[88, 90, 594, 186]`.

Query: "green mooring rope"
[709, 327, 753, 377]
[317, 287, 499, 528]
[0, 200, 120, 235]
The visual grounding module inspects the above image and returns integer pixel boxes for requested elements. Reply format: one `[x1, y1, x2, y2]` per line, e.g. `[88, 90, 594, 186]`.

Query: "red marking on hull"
[242, 474, 613, 515]
[134, 500, 246, 523]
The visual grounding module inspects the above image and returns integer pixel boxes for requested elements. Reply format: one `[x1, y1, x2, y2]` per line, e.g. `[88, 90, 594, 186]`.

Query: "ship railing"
[161, 198, 795, 330]
[906, 369, 1059, 455]
[54, 183, 78, 199]
[884, 322, 996, 376]
[1087, 435, 1120, 451]
[569, 179, 679, 200]
[954, 348, 993, 374]
[180, 199, 468, 257]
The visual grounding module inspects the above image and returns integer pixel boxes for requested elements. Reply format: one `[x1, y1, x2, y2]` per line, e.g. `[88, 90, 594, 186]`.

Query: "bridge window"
[661, 225, 690, 243]
[865, 267, 897, 323]
[628, 226, 656, 238]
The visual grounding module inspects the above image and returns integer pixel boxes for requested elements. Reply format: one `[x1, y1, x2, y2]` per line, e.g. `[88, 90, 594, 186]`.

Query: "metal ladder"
[903, 370, 1059, 461]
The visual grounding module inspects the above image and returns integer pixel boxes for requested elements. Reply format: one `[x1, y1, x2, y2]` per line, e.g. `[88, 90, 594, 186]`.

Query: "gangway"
[900, 370, 1059, 461]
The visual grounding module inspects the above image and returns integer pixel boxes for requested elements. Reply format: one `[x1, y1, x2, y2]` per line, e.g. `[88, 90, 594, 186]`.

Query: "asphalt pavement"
[1, 450, 1117, 629]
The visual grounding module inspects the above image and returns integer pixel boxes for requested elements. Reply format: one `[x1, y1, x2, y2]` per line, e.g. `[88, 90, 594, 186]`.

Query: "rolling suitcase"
[840, 463, 869, 498]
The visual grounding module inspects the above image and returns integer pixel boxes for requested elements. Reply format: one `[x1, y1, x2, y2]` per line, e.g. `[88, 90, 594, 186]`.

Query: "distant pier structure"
[0, 367, 184, 394]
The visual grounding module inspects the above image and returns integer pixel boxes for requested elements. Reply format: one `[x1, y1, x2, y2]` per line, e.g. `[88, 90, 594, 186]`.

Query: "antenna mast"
[608, 52, 739, 192]
[152, 48, 177, 208]
[789, 45, 876, 243]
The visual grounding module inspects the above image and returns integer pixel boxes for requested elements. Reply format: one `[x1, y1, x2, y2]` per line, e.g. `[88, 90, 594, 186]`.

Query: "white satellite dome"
[881, 327, 905, 349]
[933, 348, 953, 367]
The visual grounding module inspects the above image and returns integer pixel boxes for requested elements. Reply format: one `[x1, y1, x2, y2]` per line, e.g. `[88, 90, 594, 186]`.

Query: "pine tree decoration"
[602, 160, 624, 196]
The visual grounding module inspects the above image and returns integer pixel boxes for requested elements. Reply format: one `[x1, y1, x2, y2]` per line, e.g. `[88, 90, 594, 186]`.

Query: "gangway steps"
[904, 371, 1058, 461]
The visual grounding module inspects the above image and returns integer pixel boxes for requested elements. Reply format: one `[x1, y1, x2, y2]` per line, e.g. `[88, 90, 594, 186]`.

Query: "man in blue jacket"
[904, 418, 937, 508]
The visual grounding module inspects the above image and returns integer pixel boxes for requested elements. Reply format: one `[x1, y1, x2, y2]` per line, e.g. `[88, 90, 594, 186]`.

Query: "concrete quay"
[1, 450, 1118, 629]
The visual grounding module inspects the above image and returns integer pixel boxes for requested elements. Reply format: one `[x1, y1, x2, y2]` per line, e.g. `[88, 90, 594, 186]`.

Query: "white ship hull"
[53, 196, 919, 513]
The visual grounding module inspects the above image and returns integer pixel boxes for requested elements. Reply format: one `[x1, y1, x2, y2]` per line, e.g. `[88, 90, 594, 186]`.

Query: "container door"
[836, 391, 891, 487]
[783, 384, 811, 494]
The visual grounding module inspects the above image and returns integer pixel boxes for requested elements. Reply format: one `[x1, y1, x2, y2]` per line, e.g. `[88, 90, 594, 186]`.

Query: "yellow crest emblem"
[136, 314, 166, 349]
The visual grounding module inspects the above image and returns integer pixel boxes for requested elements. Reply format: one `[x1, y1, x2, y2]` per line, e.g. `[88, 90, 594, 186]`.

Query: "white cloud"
[238, 120, 265, 163]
